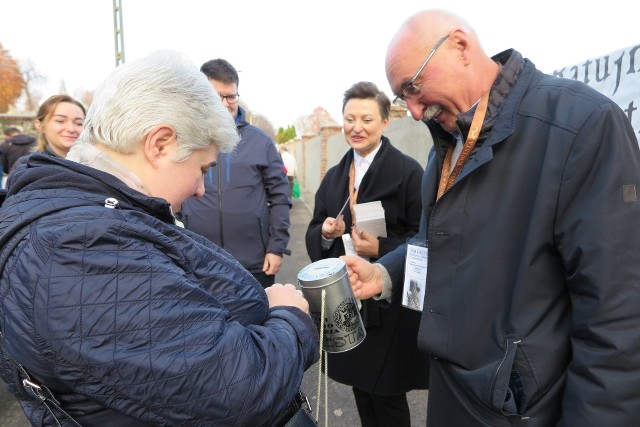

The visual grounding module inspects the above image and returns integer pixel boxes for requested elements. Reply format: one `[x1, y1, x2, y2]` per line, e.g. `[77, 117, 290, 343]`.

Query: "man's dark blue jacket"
[380, 50, 640, 426]
[179, 107, 291, 274]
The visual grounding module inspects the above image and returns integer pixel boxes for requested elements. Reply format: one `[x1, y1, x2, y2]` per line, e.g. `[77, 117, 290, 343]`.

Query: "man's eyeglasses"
[220, 93, 240, 104]
[393, 34, 450, 107]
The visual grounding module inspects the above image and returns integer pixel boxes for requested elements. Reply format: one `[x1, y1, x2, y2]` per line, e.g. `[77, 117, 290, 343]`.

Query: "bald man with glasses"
[343, 8, 640, 427]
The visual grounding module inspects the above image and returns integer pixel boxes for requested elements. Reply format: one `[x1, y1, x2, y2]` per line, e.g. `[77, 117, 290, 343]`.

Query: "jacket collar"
[334, 136, 403, 193]
[427, 49, 536, 182]
[235, 106, 249, 128]
[6, 153, 175, 223]
[457, 49, 541, 173]
[455, 49, 525, 142]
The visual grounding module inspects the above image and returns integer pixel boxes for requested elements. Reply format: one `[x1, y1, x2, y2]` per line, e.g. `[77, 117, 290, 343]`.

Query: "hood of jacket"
[0, 153, 176, 251]
[9, 153, 172, 212]
[235, 105, 250, 128]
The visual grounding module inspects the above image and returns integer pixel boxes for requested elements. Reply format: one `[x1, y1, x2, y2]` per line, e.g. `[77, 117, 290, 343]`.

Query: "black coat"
[305, 136, 429, 394]
[0, 134, 35, 173]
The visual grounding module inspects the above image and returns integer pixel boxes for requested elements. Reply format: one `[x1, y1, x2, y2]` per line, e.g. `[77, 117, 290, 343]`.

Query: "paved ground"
[0, 196, 428, 426]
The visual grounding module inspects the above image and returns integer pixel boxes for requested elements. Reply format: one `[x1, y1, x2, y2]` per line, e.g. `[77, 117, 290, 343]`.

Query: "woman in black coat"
[305, 81, 429, 426]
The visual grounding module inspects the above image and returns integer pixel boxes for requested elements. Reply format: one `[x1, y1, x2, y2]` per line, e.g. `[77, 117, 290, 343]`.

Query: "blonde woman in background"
[33, 94, 85, 157]
[6, 94, 85, 187]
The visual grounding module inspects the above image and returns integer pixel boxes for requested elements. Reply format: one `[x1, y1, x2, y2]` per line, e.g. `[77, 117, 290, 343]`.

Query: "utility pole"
[113, 0, 125, 67]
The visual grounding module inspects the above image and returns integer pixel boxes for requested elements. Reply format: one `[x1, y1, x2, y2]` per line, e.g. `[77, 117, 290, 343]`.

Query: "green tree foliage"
[276, 125, 297, 144]
[0, 43, 25, 113]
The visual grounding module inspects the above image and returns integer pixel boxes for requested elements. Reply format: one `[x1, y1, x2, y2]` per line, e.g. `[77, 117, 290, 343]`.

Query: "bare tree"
[250, 113, 276, 140]
[238, 99, 277, 140]
[19, 58, 46, 112]
[74, 88, 95, 108]
[294, 106, 336, 136]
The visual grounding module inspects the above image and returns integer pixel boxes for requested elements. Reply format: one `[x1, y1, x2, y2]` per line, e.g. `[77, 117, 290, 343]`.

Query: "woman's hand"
[321, 215, 346, 240]
[351, 227, 379, 258]
[265, 283, 309, 314]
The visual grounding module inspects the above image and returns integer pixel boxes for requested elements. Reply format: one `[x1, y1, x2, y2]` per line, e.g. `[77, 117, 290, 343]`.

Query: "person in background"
[0, 50, 318, 426]
[0, 127, 36, 175]
[279, 145, 297, 197]
[344, 9, 640, 426]
[32, 94, 85, 158]
[0, 134, 3, 186]
[179, 58, 291, 289]
[306, 81, 428, 427]
[7, 94, 85, 187]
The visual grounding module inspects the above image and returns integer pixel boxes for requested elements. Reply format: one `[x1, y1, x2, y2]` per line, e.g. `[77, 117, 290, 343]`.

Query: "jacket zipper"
[217, 163, 224, 248]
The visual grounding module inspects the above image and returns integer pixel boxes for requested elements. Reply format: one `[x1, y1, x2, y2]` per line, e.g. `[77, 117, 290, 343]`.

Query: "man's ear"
[451, 29, 471, 65]
[143, 125, 177, 167]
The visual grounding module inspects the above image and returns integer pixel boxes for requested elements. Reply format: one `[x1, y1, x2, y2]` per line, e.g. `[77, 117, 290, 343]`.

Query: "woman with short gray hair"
[0, 50, 318, 426]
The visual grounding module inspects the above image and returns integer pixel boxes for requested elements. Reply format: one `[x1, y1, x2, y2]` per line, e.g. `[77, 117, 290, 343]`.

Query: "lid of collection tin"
[297, 258, 347, 288]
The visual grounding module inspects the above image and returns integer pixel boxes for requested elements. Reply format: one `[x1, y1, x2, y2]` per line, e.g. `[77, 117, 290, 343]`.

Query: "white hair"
[78, 50, 238, 161]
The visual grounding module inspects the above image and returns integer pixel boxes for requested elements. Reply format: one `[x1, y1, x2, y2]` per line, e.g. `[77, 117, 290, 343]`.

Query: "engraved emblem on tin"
[333, 298, 360, 332]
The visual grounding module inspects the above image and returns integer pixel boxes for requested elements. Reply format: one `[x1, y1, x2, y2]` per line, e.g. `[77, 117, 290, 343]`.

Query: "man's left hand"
[263, 253, 283, 275]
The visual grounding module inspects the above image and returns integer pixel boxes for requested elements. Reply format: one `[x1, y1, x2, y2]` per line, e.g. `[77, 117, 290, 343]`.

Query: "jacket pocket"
[490, 335, 530, 417]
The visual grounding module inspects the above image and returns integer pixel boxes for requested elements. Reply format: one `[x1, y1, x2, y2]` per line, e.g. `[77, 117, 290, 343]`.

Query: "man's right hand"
[340, 255, 383, 300]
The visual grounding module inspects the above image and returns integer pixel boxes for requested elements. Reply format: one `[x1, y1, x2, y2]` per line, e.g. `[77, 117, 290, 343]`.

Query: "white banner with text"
[552, 43, 640, 139]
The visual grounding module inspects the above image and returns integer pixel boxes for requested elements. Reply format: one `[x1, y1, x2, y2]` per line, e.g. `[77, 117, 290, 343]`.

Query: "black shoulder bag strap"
[0, 224, 82, 427]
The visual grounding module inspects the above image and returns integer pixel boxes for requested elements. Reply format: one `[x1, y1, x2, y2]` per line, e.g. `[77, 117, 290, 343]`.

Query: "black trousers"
[252, 271, 275, 289]
[352, 387, 411, 427]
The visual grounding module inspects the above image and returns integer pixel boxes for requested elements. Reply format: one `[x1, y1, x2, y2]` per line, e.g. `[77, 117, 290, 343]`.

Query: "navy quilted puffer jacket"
[0, 154, 319, 426]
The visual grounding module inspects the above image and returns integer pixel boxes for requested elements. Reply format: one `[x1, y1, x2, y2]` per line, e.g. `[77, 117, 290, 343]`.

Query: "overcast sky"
[1, 0, 638, 129]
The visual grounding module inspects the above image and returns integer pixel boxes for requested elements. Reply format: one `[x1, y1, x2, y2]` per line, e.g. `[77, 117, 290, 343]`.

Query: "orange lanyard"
[436, 92, 490, 201]
[348, 161, 359, 220]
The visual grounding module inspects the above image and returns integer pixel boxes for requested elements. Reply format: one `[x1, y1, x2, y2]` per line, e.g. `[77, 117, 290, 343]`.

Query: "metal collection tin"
[298, 258, 366, 353]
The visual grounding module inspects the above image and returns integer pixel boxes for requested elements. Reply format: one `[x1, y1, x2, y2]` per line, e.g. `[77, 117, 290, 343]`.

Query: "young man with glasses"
[343, 8, 640, 427]
[179, 58, 291, 288]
